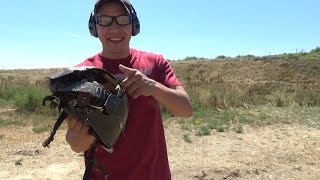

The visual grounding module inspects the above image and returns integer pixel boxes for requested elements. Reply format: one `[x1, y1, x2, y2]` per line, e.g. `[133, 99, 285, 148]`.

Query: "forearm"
[152, 82, 192, 117]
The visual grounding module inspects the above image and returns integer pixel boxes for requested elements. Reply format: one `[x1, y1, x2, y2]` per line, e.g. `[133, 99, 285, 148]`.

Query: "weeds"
[177, 105, 320, 135]
[234, 125, 243, 133]
[0, 117, 26, 127]
[183, 134, 192, 143]
[32, 126, 51, 134]
[197, 125, 211, 136]
[15, 158, 23, 165]
[276, 97, 285, 107]
[180, 121, 192, 131]
[161, 108, 172, 121]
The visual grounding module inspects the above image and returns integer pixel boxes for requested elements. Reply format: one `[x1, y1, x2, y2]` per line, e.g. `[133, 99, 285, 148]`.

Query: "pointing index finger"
[119, 64, 136, 77]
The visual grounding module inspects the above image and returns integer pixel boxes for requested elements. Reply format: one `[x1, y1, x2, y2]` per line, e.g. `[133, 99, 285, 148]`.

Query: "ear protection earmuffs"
[88, 5, 140, 38]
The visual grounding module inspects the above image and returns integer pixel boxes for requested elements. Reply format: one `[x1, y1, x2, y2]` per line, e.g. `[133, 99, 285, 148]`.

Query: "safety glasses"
[96, 15, 132, 26]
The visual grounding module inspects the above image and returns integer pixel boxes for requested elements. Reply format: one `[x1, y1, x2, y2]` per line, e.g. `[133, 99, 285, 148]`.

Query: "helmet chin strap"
[83, 142, 111, 180]
[42, 111, 67, 148]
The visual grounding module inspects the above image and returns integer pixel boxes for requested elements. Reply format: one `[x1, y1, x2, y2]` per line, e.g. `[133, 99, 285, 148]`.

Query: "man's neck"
[101, 48, 130, 59]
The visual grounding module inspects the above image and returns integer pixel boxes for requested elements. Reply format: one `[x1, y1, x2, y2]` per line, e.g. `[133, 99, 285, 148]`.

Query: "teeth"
[109, 38, 122, 41]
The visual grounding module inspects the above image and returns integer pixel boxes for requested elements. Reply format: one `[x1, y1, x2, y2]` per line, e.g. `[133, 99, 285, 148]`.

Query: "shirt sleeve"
[75, 54, 103, 68]
[76, 58, 94, 67]
[156, 55, 181, 87]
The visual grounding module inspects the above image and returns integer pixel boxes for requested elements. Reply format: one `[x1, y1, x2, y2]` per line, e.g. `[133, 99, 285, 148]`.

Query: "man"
[65, 0, 192, 179]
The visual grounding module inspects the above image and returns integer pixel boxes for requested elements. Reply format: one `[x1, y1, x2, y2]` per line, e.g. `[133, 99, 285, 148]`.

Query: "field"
[0, 49, 320, 179]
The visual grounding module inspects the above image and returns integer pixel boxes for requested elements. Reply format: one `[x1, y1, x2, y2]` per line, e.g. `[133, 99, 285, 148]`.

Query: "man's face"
[96, 2, 132, 54]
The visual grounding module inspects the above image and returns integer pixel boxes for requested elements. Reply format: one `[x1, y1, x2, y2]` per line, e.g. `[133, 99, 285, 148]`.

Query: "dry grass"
[0, 51, 320, 179]
[1, 52, 319, 130]
[171, 56, 320, 110]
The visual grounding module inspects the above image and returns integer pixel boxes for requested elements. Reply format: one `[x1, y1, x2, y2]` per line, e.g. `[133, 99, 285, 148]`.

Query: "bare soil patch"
[0, 121, 320, 180]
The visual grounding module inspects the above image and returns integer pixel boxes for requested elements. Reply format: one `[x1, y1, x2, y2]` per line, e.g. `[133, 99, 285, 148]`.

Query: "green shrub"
[15, 158, 23, 165]
[235, 125, 243, 133]
[0, 84, 19, 105]
[216, 55, 226, 59]
[13, 86, 49, 113]
[197, 125, 211, 136]
[276, 97, 285, 107]
[310, 47, 320, 53]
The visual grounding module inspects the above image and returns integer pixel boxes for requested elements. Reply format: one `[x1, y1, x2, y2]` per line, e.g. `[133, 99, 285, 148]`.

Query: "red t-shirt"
[78, 48, 181, 180]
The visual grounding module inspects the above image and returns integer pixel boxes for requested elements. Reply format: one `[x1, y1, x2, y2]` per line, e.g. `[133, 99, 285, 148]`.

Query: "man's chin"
[106, 41, 128, 49]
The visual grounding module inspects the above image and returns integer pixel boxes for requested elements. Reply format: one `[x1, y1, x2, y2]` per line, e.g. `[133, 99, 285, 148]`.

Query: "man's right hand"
[65, 116, 96, 153]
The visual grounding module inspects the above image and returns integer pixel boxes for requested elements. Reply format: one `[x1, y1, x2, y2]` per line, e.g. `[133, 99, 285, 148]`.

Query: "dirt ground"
[0, 120, 320, 180]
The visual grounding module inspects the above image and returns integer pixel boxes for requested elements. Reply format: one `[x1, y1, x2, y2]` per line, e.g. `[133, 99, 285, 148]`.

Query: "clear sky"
[0, 0, 319, 69]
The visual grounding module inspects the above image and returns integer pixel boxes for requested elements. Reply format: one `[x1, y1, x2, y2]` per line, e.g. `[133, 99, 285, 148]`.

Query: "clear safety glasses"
[96, 15, 132, 26]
